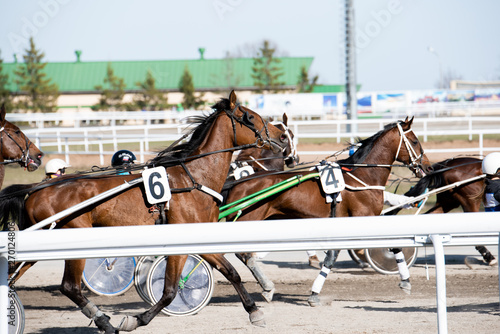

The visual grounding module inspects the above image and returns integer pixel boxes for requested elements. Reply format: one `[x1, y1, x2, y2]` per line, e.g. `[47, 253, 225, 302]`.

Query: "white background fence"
[1, 213, 499, 333]
[9, 114, 500, 164]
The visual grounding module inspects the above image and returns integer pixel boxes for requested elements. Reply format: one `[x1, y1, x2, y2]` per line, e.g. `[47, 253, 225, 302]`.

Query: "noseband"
[395, 123, 424, 171]
[0, 124, 32, 166]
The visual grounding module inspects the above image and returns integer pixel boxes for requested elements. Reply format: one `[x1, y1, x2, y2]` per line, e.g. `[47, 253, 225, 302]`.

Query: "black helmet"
[111, 150, 137, 166]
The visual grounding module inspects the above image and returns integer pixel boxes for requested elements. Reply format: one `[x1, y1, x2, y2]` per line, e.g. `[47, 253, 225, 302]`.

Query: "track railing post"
[430, 234, 448, 334]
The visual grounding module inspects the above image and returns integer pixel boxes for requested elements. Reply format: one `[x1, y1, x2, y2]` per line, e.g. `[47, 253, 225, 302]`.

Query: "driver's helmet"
[482, 152, 500, 176]
[111, 150, 137, 167]
[45, 159, 71, 174]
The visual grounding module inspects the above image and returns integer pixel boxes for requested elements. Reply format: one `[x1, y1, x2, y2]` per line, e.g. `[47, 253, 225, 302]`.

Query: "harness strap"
[345, 172, 385, 191]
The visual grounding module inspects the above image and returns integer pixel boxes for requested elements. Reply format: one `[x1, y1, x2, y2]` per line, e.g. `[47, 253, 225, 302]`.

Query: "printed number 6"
[148, 172, 165, 200]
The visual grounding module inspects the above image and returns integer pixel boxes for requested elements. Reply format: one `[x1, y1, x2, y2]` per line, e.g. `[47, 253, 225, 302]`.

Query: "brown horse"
[0, 91, 288, 333]
[0, 103, 43, 188]
[387, 156, 496, 265]
[221, 117, 432, 304]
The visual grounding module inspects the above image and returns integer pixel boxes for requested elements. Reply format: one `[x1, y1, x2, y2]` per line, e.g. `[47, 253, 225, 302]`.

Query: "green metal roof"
[312, 84, 362, 93]
[3, 57, 314, 93]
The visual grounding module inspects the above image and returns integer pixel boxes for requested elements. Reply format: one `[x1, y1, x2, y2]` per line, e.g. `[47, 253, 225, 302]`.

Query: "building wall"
[55, 90, 256, 112]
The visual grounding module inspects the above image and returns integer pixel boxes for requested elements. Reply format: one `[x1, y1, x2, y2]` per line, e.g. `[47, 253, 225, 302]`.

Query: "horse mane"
[149, 99, 229, 166]
[339, 121, 402, 167]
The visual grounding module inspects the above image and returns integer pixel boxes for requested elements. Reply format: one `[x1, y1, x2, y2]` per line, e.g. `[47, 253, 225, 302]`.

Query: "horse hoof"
[94, 314, 116, 334]
[118, 315, 139, 332]
[249, 309, 266, 327]
[307, 293, 321, 307]
[398, 280, 411, 295]
[261, 288, 275, 303]
[488, 258, 498, 266]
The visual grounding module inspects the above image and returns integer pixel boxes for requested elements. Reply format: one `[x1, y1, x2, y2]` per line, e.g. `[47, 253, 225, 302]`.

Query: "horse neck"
[187, 115, 243, 191]
[351, 130, 400, 186]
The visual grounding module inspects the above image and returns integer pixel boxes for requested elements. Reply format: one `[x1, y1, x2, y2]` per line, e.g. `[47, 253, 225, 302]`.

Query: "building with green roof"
[3, 51, 314, 93]
[3, 50, 350, 111]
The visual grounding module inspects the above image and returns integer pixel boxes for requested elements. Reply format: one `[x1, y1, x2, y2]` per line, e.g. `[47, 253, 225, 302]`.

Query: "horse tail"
[0, 184, 34, 231]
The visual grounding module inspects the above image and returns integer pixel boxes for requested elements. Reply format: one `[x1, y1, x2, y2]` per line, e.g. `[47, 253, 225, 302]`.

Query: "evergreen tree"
[93, 63, 126, 111]
[133, 70, 168, 111]
[251, 40, 285, 93]
[297, 66, 319, 93]
[14, 37, 59, 112]
[178, 66, 203, 109]
[0, 51, 12, 111]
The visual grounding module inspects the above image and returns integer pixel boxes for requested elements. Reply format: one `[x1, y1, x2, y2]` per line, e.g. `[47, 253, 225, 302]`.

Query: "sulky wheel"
[82, 257, 136, 296]
[365, 247, 418, 275]
[134, 256, 157, 305]
[8, 290, 25, 334]
[146, 254, 215, 316]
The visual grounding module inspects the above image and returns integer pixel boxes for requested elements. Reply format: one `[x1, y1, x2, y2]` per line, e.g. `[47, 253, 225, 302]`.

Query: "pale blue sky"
[1, 0, 499, 91]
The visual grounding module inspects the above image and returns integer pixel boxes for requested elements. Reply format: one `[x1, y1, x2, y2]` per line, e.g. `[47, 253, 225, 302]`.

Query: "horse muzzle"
[25, 153, 44, 172]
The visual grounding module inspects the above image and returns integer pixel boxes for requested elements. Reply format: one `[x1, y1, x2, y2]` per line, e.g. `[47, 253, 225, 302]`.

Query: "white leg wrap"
[395, 251, 410, 280]
[81, 301, 104, 320]
[118, 315, 140, 332]
[311, 266, 330, 294]
[306, 250, 317, 257]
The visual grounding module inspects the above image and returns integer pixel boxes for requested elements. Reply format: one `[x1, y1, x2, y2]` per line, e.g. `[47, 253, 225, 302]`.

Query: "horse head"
[394, 116, 432, 177]
[226, 91, 288, 154]
[271, 113, 299, 168]
[0, 104, 44, 171]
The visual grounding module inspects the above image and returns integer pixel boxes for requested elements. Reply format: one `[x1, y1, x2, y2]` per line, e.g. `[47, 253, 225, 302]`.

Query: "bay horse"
[0, 103, 43, 189]
[386, 156, 496, 265]
[0, 91, 288, 333]
[221, 117, 432, 304]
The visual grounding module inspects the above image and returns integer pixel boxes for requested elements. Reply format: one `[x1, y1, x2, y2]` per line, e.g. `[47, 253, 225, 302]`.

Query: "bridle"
[225, 104, 283, 152]
[271, 121, 298, 163]
[394, 122, 425, 174]
[0, 123, 33, 167]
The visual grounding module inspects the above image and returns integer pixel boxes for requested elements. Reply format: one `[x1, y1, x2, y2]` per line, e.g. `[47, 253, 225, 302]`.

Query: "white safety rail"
[10, 116, 500, 164]
[1, 212, 499, 334]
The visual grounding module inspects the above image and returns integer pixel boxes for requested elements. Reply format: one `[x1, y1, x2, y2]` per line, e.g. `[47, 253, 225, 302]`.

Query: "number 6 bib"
[142, 167, 172, 204]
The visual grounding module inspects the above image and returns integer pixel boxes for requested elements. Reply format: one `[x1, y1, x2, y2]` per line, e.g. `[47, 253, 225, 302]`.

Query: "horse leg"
[308, 250, 339, 307]
[202, 253, 265, 327]
[391, 248, 411, 294]
[8, 261, 37, 285]
[236, 253, 275, 302]
[475, 246, 497, 265]
[60, 259, 116, 334]
[121, 255, 188, 331]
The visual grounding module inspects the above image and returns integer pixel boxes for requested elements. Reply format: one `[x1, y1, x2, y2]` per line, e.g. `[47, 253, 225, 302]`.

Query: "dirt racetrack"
[13, 248, 500, 334]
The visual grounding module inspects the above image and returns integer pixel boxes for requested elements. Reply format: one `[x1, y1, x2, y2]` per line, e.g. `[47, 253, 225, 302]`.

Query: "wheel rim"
[147, 254, 214, 316]
[365, 248, 418, 275]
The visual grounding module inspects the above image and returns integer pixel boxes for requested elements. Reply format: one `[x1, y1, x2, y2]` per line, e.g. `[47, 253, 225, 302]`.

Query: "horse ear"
[0, 103, 5, 122]
[229, 90, 237, 110]
[283, 113, 288, 126]
[406, 116, 414, 127]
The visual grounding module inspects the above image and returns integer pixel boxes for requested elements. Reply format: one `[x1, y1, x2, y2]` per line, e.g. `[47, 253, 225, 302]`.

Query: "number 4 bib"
[317, 162, 345, 194]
